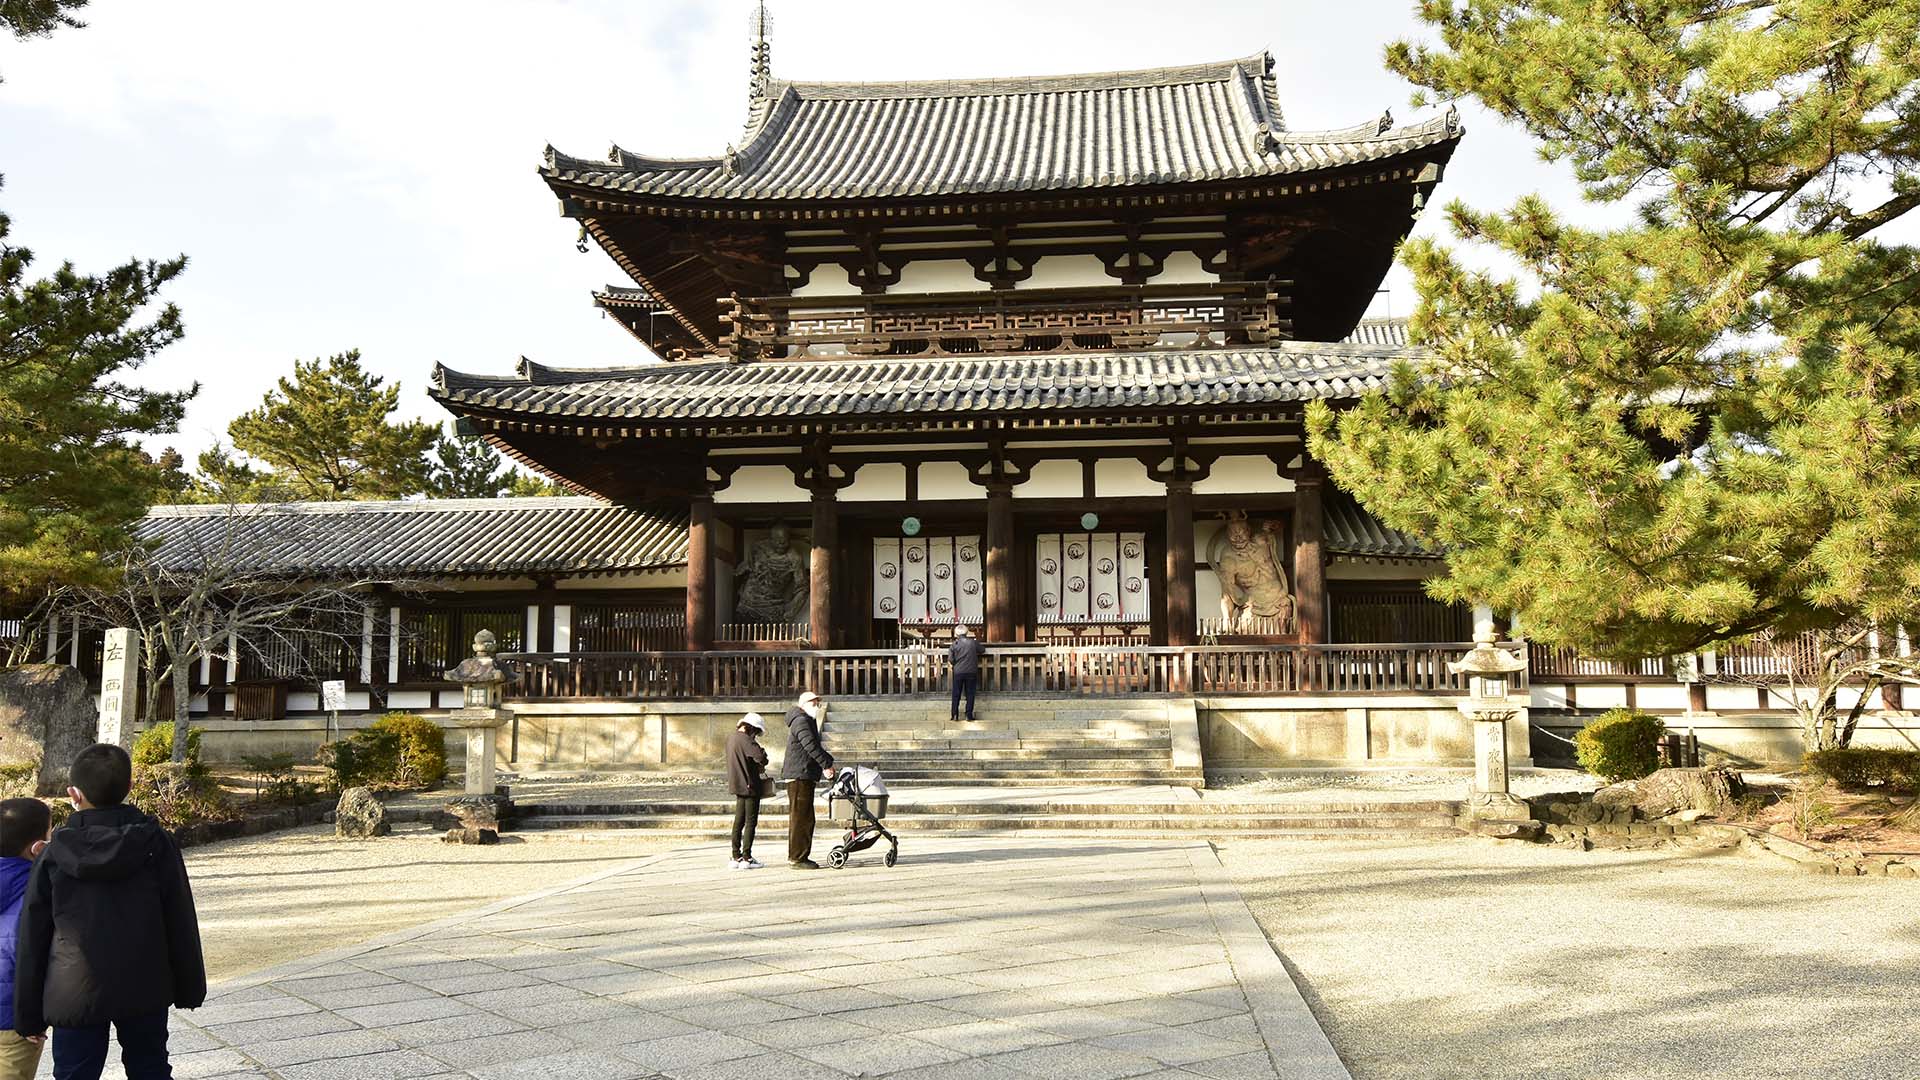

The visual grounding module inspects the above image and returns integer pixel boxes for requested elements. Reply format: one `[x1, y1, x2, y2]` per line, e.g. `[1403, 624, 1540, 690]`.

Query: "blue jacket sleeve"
[13, 859, 52, 1036]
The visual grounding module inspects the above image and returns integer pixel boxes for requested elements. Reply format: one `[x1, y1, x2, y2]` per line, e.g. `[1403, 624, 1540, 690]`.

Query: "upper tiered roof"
[542, 52, 1459, 204]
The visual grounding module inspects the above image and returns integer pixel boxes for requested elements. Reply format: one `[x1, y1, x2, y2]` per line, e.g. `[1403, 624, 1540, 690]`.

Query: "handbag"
[755, 775, 777, 798]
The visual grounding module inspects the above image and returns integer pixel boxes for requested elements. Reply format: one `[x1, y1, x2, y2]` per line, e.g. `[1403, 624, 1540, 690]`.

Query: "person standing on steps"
[949, 624, 983, 723]
[780, 691, 835, 869]
[725, 713, 770, 870]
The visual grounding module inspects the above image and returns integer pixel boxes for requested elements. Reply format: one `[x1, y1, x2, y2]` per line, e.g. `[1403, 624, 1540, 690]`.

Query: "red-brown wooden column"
[985, 483, 1015, 642]
[1165, 480, 1197, 647]
[1293, 467, 1328, 645]
[685, 494, 715, 652]
[810, 489, 838, 648]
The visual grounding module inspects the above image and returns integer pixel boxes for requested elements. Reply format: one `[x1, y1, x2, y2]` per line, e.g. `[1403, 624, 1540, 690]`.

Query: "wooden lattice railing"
[501, 641, 1510, 701]
[719, 281, 1292, 361]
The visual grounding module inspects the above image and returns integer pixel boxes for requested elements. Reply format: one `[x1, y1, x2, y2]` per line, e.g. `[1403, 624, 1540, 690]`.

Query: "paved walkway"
[98, 839, 1346, 1080]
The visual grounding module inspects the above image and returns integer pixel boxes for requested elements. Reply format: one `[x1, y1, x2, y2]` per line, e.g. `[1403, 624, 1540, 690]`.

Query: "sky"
[0, 0, 1602, 461]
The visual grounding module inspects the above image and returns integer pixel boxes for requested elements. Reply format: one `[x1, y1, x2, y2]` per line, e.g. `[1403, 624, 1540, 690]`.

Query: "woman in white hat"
[725, 713, 770, 869]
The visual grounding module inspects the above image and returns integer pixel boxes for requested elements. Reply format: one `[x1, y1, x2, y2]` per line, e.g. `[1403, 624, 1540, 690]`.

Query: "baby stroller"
[825, 766, 898, 869]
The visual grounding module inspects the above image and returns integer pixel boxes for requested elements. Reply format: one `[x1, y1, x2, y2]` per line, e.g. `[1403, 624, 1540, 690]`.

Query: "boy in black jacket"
[13, 744, 205, 1080]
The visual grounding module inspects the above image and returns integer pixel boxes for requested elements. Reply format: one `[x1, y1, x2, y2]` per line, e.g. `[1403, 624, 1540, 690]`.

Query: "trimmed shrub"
[365, 713, 447, 789]
[132, 722, 205, 771]
[1804, 748, 1920, 794]
[1575, 709, 1666, 782]
[240, 751, 309, 804]
[130, 762, 230, 831]
[0, 762, 37, 799]
[317, 714, 444, 792]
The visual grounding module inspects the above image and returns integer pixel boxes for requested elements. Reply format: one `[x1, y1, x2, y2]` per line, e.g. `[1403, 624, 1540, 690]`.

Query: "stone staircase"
[508, 797, 1465, 840]
[811, 698, 1199, 786]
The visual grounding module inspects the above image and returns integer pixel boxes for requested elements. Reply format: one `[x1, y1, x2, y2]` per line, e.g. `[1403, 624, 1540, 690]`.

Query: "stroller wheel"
[884, 848, 897, 868]
[828, 845, 848, 869]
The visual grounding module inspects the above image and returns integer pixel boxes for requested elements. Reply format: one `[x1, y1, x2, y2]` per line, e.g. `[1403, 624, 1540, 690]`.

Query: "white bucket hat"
[740, 712, 765, 731]
[798, 691, 822, 706]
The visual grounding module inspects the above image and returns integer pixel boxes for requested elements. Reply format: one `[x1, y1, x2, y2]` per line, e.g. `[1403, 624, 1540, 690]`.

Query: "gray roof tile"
[139, 498, 688, 577]
[544, 54, 1459, 202]
[432, 343, 1419, 426]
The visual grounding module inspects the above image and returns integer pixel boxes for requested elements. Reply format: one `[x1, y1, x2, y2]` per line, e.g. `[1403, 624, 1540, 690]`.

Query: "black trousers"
[53, 1011, 170, 1080]
[951, 672, 979, 720]
[787, 780, 817, 863]
[731, 795, 761, 860]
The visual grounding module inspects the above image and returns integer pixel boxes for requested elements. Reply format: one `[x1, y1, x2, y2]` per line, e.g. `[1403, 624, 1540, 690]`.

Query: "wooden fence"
[502, 641, 1505, 701]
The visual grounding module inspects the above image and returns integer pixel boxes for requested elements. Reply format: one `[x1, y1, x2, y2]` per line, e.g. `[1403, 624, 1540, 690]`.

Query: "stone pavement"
[56, 838, 1348, 1080]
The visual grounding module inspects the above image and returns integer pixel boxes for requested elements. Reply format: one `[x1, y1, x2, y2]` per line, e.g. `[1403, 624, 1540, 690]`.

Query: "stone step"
[517, 799, 1462, 817]
[827, 739, 1173, 752]
[824, 720, 1171, 734]
[513, 813, 1461, 837]
[829, 748, 1172, 762]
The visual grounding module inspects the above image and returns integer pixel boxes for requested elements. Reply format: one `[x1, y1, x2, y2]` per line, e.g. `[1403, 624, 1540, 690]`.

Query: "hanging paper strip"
[1060, 533, 1092, 622]
[872, 538, 901, 619]
[1090, 533, 1120, 622]
[1118, 531, 1150, 621]
[900, 537, 930, 622]
[927, 536, 956, 621]
[955, 535, 984, 624]
[1036, 533, 1063, 623]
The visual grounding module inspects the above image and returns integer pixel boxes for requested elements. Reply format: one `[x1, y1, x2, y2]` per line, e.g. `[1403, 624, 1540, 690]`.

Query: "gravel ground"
[184, 823, 687, 981]
[1218, 837, 1920, 1080]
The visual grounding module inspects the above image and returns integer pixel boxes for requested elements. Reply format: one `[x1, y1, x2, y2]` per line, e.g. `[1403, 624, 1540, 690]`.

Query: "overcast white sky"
[1, 0, 1598, 460]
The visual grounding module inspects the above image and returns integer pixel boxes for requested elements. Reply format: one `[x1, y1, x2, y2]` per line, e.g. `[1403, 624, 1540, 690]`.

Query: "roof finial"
[749, 1, 773, 101]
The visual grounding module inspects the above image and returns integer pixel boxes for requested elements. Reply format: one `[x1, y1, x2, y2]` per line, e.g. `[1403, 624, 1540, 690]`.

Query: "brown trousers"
[787, 780, 817, 863]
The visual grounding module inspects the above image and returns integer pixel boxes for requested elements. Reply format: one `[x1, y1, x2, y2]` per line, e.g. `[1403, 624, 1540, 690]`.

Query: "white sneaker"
[727, 858, 746, 870]
[745, 858, 765, 869]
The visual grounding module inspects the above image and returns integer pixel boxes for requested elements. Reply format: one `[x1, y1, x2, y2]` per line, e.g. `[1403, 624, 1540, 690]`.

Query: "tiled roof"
[1325, 490, 1437, 559]
[139, 498, 689, 577]
[431, 343, 1420, 426]
[543, 53, 1459, 202]
[591, 285, 662, 311]
[1342, 318, 1409, 347]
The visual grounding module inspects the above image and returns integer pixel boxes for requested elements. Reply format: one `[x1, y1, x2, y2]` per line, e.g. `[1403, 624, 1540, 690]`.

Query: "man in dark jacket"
[725, 713, 770, 870]
[949, 625, 984, 723]
[779, 691, 835, 869]
[14, 744, 205, 1080]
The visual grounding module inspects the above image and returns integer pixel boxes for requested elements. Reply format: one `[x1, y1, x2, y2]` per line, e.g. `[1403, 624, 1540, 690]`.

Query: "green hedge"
[318, 713, 446, 792]
[1575, 709, 1666, 782]
[1805, 748, 1920, 793]
[132, 723, 205, 772]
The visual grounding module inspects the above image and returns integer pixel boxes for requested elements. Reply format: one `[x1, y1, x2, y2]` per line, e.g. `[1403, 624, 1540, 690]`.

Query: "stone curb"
[1700, 823, 1920, 877]
[204, 845, 694, 997]
[1187, 842, 1353, 1080]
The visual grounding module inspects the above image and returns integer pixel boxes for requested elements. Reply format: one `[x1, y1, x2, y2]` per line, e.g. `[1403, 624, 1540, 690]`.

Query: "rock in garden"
[1591, 780, 1641, 810]
[442, 826, 498, 845]
[444, 794, 509, 831]
[1631, 766, 1746, 819]
[334, 787, 389, 838]
[0, 665, 97, 795]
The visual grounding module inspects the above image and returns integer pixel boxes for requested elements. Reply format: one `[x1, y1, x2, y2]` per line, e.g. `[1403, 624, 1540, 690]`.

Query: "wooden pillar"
[534, 578, 558, 654]
[1165, 480, 1196, 647]
[810, 490, 837, 648]
[985, 484, 1015, 642]
[686, 494, 715, 652]
[1294, 468, 1328, 645]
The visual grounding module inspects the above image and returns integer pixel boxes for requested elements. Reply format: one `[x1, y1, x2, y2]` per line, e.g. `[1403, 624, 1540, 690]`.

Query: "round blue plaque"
[1080, 512, 1100, 531]
[902, 516, 922, 536]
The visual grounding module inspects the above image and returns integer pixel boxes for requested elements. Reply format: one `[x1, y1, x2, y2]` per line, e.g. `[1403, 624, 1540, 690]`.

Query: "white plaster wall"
[842, 462, 908, 503]
[717, 465, 810, 505]
[1153, 251, 1218, 285]
[287, 692, 319, 712]
[893, 259, 984, 294]
[1635, 684, 1692, 711]
[1025, 254, 1113, 291]
[1531, 684, 1572, 709]
[1575, 684, 1629, 709]
[1326, 562, 1440, 582]
[918, 462, 975, 500]
[1193, 456, 1291, 496]
[554, 606, 572, 652]
[388, 690, 434, 710]
[788, 265, 861, 297]
[1013, 460, 1082, 499]
[1095, 458, 1162, 498]
[1707, 685, 1762, 711]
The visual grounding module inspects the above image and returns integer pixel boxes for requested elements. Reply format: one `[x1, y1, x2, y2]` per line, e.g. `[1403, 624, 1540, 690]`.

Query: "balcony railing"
[501, 641, 1507, 701]
[718, 281, 1292, 362]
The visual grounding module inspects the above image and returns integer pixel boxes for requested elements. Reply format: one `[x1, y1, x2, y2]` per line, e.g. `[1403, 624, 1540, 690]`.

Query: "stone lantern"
[441, 629, 516, 797]
[1447, 628, 1531, 821]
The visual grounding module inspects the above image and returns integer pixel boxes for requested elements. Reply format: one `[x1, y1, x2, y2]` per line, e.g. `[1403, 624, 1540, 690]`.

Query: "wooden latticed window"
[398, 608, 525, 682]
[1330, 587, 1470, 644]
[572, 604, 685, 652]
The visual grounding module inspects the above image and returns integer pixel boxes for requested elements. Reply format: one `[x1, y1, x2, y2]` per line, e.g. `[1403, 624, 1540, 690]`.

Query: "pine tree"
[0, 199, 195, 612]
[1306, 0, 1920, 749]
[206, 351, 437, 502]
[426, 427, 512, 498]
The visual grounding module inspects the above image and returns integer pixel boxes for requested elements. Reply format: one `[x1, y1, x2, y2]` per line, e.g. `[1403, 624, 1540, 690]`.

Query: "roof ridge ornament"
[749, 1, 773, 101]
[1378, 108, 1393, 134]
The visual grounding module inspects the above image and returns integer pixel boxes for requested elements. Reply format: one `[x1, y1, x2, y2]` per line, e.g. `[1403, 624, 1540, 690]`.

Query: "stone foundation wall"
[162, 716, 469, 770]
[1532, 710, 1920, 767]
[1197, 695, 1532, 769]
